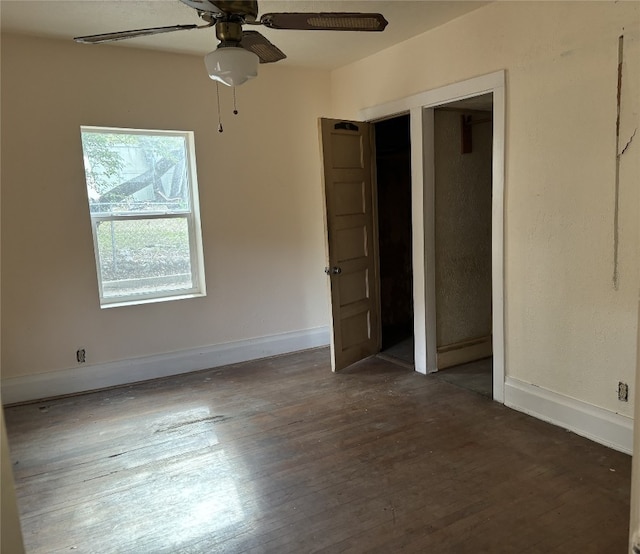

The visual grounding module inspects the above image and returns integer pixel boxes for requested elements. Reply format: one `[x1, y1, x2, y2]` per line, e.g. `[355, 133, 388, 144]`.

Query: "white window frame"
[81, 126, 206, 308]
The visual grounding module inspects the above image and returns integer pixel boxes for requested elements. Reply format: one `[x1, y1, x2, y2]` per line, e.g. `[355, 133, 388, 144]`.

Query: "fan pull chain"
[216, 82, 223, 133]
[233, 87, 239, 115]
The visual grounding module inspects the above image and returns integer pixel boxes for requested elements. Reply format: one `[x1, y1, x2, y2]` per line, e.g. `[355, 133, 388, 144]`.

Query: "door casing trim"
[358, 70, 506, 403]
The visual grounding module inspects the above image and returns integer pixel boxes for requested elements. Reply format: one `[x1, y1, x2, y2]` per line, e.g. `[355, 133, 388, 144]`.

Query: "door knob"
[324, 266, 342, 275]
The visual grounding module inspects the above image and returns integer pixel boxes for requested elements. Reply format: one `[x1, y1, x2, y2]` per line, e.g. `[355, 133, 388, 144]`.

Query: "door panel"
[339, 269, 369, 306]
[331, 134, 364, 168]
[319, 118, 380, 371]
[335, 225, 367, 261]
[333, 181, 365, 216]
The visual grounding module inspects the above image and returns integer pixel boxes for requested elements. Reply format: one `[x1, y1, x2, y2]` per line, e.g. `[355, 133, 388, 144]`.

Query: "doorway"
[431, 95, 494, 397]
[374, 115, 414, 367]
[371, 99, 493, 394]
[356, 70, 505, 401]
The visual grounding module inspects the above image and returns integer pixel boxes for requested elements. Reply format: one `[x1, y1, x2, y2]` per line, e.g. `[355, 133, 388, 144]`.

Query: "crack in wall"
[619, 128, 637, 157]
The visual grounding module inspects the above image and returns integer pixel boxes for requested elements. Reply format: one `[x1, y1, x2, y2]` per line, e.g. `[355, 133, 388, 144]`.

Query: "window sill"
[100, 291, 206, 309]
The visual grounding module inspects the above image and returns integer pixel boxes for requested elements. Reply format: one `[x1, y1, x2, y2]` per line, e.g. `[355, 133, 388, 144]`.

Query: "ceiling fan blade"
[259, 12, 388, 32]
[240, 31, 286, 64]
[74, 24, 204, 44]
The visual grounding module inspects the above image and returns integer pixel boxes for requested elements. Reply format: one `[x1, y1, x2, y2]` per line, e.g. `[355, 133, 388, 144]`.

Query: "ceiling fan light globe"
[204, 47, 258, 87]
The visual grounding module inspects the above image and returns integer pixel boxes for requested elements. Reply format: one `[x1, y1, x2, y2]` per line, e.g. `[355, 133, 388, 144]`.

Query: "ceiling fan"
[74, 0, 389, 87]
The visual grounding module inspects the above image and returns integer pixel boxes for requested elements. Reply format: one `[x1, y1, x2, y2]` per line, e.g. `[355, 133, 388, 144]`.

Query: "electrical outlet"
[618, 381, 628, 402]
[76, 349, 86, 364]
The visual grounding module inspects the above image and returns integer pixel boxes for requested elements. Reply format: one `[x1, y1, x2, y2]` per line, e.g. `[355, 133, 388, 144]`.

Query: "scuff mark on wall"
[613, 34, 624, 291]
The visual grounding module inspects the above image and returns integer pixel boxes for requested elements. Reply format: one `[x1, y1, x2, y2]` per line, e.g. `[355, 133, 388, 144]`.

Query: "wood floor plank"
[4, 348, 631, 553]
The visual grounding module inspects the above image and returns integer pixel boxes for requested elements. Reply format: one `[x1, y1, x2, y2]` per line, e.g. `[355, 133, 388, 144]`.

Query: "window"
[80, 127, 206, 307]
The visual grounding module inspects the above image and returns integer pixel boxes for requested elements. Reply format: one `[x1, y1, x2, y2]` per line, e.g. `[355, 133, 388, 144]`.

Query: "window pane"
[96, 218, 194, 300]
[81, 131, 191, 216]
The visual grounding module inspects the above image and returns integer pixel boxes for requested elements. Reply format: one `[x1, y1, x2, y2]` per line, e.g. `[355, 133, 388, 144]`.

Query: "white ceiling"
[0, 0, 488, 70]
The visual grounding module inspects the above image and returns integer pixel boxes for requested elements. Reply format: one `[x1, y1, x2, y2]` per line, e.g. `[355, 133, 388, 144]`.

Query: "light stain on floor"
[4, 348, 631, 553]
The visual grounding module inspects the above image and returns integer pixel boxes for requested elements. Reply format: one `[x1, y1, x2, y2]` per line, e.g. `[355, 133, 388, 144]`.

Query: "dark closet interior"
[374, 115, 413, 358]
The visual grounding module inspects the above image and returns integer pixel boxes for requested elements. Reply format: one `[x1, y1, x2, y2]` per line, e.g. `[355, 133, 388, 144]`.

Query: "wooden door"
[319, 118, 380, 371]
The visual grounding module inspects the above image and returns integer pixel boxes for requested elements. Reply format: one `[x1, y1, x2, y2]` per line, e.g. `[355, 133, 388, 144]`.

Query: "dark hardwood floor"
[4, 348, 631, 553]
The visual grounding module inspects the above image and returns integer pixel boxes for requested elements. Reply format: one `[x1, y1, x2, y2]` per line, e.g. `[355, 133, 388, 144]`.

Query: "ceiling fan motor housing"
[178, 0, 258, 22]
[216, 21, 243, 44]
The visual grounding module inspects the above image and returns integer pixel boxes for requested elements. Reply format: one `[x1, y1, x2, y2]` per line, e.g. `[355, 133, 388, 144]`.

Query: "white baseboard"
[1, 326, 330, 405]
[504, 377, 633, 454]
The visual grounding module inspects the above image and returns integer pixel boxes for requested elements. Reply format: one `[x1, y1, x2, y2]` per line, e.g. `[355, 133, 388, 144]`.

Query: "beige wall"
[332, 1, 640, 416]
[1, 34, 331, 379]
